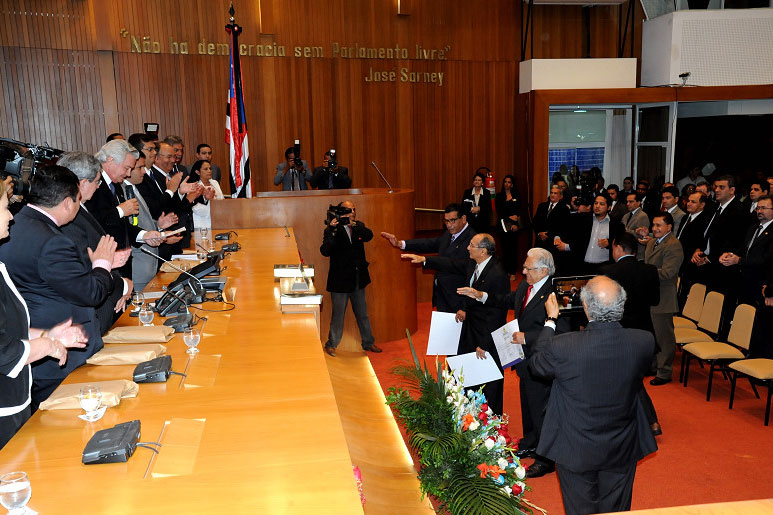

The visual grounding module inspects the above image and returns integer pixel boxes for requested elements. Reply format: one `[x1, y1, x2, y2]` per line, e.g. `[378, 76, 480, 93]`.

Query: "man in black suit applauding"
[403, 233, 510, 414]
[458, 247, 568, 478]
[531, 276, 657, 515]
[381, 203, 475, 313]
[321, 201, 381, 356]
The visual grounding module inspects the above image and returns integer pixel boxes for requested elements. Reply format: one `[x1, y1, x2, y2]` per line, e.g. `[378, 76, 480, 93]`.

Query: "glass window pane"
[638, 106, 669, 142]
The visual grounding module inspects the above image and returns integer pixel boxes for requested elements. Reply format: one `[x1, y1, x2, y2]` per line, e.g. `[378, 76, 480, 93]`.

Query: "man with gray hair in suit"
[531, 276, 657, 514]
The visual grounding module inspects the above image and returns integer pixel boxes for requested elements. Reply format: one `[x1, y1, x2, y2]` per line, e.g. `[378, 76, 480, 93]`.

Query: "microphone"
[124, 183, 138, 226]
[140, 247, 205, 304]
[370, 161, 394, 193]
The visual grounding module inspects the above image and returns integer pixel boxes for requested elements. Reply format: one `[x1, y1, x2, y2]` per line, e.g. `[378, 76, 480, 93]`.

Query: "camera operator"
[311, 150, 352, 190]
[320, 201, 381, 357]
[274, 146, 312, 191]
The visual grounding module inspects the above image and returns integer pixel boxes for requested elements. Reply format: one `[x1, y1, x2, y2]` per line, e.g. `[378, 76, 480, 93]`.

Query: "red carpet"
[369, 299, 773, 513]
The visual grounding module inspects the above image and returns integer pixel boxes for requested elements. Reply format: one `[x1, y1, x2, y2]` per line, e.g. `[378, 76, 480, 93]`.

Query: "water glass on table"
[139, 307, 154, 326]
[131, 292, 145, 313]
[78, 385, 102, 422]
[0, 471, 31, 515]
[183, 327, 201, 355]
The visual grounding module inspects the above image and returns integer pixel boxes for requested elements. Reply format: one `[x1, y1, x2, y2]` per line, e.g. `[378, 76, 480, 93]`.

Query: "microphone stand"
[140, 247, 206, 305]
[370, 161, 394, 193]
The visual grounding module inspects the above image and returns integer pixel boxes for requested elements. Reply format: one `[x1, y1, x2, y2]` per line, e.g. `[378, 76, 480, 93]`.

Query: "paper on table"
[446, 352, 503, 387]
[426, 311, 462, 355]
[491, 319, 524, 369]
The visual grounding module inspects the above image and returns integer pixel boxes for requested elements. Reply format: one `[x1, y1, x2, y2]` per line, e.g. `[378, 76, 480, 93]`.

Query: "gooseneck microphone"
[370, 161, 394, 193]
[140, 247, 205, 304]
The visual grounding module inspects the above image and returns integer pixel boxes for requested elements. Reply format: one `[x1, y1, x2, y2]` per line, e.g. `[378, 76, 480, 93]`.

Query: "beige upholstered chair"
[681, 304, 756, 401]
[674, 291, 724, 350]
[728, 359, 773, 426]
[674, 283, 706, 329]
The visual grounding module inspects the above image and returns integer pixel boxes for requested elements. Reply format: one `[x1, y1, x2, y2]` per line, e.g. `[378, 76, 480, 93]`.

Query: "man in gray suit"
[645, 212, 684, 385]
[274, 146, 312, 191]
[661, 185, 686, 229]
[622, 192, 650, 260]
[125, 152, 180, 292]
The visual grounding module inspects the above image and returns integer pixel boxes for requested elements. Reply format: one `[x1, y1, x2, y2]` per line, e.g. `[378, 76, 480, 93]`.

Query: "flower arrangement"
[386, 331, 536, 515]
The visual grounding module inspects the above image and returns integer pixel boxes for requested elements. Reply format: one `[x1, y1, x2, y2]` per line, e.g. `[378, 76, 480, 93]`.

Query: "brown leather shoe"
[363, 344, 382, 353]
[324, 345, 336, 357]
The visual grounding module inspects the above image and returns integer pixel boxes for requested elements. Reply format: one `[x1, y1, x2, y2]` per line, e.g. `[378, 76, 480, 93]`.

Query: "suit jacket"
[565, 213, 624, 270]
[622, 208, 650, 259]
[676, 210, 711, 262]
[138, 167, 176, 220]
[83, 178, 141, 249]
[737, 221, 773, 306]
[0, 263, 31, 413]
[0, 206, 113, 380]
[530, 322, 657, 472]
[533, 200, 569, 252]
[668, 206, 686, 229]
[59, 207, 126, 335]
[424, 256, 510, 357]
[405, 225, 476, 312]
[124, 182, 160, 291]
[461, 188, 492, 234]
[644, 232, 683, 314]
[600, 256, 660, 334]
[702, 197, 746, 261]
[310, 166, 352, 190]
[320, 221, 373, 293]
[609, 200, 627, 222]
[274, 161, 312, 191]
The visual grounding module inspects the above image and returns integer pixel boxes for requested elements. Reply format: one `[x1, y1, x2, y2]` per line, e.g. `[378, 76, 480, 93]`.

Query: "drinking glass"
[199, 227, 209, 240]
[78, 385, 102, 422]
[139, 307, 154, 326]
[131, 292, 145, 313]
[200, 237, 212, 253]
[0, 471, 31, 515]
[183, 327, 201, 355]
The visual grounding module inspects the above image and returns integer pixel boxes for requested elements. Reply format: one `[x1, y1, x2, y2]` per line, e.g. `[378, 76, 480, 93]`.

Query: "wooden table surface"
[0, 228, 363, 514]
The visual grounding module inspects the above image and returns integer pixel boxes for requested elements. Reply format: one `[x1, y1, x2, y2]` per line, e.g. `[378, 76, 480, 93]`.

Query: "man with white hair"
[85, 140, 164, 277]
[530, 276, 657, 515]
[458, 247, 568, 478]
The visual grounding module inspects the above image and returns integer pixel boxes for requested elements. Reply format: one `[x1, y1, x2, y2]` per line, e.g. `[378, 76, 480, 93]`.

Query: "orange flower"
[487, 465, 506, 479]
[477, 463, 489, 478]
[462, 413, 475, 431]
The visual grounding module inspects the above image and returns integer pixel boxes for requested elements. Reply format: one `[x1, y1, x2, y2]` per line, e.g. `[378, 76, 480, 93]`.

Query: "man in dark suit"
[690, 175, 746, 337]
[320, 200, 381, 356]
[459, 247, 569, 478]
[310, 150, 352, 190]
[676, 192, 711, 308]
[531, 276, 657, 515]
[718, 195, 773, 307]
[533, 185, 570, 266]
[607, 184, 627, 222]
[274, 146, 312, 191]
[601, 232, 662, 434]
[740, 181, 768, 229]
[381, 203, 475, 313]
[403, 233, 510, 414]
[0, 166, 117, 407]
[645, 213, 684, 385]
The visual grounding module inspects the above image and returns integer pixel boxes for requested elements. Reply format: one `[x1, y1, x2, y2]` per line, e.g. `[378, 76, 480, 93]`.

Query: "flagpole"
[225, 3, 252, 198]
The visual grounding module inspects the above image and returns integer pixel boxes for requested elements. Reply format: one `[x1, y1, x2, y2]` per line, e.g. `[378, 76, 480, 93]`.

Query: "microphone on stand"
[370, 161, 394, 193]
[140, 247, 205, 306]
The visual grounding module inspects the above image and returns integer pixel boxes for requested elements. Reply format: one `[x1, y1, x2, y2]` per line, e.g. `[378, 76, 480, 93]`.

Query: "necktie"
[108, 181, 116, 196]
[747, 225, 763, 255]
[471, 267, 479, 286]
[547, 203, 554, 216]
[114, 182, 126, 203]
[654, 239, 660, 249]
[344, 225, 352, 242]
[292, 169, 300, 191]
[520, 285, 533, 316]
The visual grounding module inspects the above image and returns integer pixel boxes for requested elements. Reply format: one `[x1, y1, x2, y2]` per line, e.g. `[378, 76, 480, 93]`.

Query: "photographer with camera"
[274, 144, 312, 191]
[320, 201, 381, 357]
[311, 149, 352, 190]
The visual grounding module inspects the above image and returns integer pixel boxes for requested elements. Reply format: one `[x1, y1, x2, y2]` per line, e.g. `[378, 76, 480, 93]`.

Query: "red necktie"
[520, 285, 533, 316]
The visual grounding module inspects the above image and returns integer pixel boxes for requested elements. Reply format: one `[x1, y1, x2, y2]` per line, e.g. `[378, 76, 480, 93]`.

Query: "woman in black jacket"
[495, 174, 521, 276]
[461, 170, 492, 234]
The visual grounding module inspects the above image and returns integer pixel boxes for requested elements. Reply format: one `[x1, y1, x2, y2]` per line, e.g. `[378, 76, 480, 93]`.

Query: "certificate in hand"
[426, 311, 462, 355]
[446, 352, 504, 387]
[491, 319, 524, 369]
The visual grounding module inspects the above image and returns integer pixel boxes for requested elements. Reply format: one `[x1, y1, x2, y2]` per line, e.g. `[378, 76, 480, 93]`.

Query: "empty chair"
[728, 359, 773, 426]
[675, 291, 724, 348]
[681, 304, 756, 401]
[674, 283, 706, 329]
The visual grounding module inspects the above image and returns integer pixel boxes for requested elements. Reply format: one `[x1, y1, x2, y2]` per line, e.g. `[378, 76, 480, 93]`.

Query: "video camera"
[325, 203, 352, 226]
[0, 138, 63, 198]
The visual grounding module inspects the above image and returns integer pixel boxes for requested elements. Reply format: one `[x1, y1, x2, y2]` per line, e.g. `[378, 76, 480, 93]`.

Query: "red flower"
[481, 403, 489, 412]
[512, 484, 523, 495]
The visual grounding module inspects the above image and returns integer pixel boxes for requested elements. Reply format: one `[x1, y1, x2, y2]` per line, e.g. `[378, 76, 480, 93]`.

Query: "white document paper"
[426, 311, 463, 355]
[491, 319, 524, 369]
[446, 352, 504, 387]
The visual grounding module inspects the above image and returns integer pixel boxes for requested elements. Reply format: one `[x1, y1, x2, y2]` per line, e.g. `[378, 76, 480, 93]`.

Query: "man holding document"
[402, 233, 509, 414]
[458, 247, 567, 479]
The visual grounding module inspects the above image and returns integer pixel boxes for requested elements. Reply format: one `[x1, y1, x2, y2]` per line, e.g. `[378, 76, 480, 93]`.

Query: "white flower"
[497, 458, 509, 469]
[497, 435, 507, 446]
[502, 486, 512, 495]
[484, 438, 496, 450]
[469, 420, 480, 431]
[516, 466, 526, 479]
[486, 407, 493, 416]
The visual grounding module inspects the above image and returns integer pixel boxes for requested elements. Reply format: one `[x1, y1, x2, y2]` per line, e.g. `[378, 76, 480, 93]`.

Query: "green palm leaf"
[447, 475, 529, 515]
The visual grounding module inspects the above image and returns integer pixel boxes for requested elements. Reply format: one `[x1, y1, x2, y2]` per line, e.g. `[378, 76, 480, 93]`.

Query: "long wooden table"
[0, 228, 363, 513]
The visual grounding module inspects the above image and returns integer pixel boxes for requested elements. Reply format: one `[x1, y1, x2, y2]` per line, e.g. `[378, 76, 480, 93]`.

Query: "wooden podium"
[211, 188, 417, 351]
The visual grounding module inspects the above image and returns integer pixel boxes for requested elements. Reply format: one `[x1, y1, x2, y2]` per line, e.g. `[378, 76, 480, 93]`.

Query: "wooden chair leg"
[729, 370, 738, 409]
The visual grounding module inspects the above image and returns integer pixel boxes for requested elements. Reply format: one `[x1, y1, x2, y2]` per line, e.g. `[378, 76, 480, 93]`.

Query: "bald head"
[581, 276, 626, 322]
